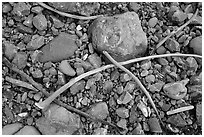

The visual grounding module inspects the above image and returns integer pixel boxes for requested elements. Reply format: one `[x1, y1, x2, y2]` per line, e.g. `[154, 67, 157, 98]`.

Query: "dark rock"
[129, 106, 138, 123]
[3, 41, 18, 61]
[2, 123, 23, 135]
[196, 103, 202, 126]
[156, 46, 167, 55]
[88, 53, 102, 68]
[33, 14, 47, 31]
[70, 80, 85, 95]
[167, 114, 187, 127]
[89, 12, 147, 62]
[48, 2, 100, 16]
[103, 81, 113, 93]
[27, 35, 44, 50]
[148, 17, 158, 28]
[161, 103, 171, 112]
[189, 36, 202, 55]
[148, 118, 162, 133]
[15, 126, 40, 135]
[39, 33, 78, 63]
[116, 107, 129, 118]
[12, 2, 31, 17]
[12, 52, 27, 69]
[124, 81, 135, 93]
[87, 102, 109, 120]
[163, 79, 189, 100]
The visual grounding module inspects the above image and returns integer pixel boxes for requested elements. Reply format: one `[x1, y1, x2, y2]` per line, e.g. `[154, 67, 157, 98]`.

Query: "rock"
[50, 15, 64, 28]
[93, 128, 107, 135]
[17, 23, 33, 34]
[117, 91, 133, 104]
[12, 52, 27, 69]
[33, 93, 42, 101]
[70, 80, 85, 95]
[129, 106, 139, 123]
[137, 100, 149, 117]
[156, 46, 167, 55]
[59, 60, 76, 76]
[33, 14, 47, 31]
[141, 70, 149, 77]
[186, 57, 198, 73]
[167, 114, 187, 127]
[27, 35, 44, 50]
[32, 69, 43, 78]
[171, 10, 187, 23]
[3, 3, 12, 13]
[23, 14, 33, 28]
[157, 58, 169, 66]
[128, 2, 140, 12]
[31, 6, 43, 14]
[117, 119, 127, 129]
[161, 103, 171, 112]
[39, 33, 78, 63]
[145, 75, 155, 83]
[131, 123, 144, 135]
[88, 53, 102, 68]
[15, 126, 40, 135]
[89, 12, 147, 62]
[141, 61, 151, 70]
[148, 118, 162, 133]
[3, 41, 18, 61]
[103, 81, 113, 93]
[190, 72, 202, 85]
[87, 102, 109, 120]
[120, 73, 131, 82]
[116, 107, 129, 118]
[48, 2, 100, 16]
[12, 2, 31, 16]
[2, 123, 23, 135]
[148, 81, 165, 93]
[163, 79, 189, 100]
[196, 103, 202, 126]
[165, 38, 180, 52]
[188, 13, 202, 25]
[124, 81, 135, 93]
[148, 17, 158, 28]
[189, 36, 202, 55]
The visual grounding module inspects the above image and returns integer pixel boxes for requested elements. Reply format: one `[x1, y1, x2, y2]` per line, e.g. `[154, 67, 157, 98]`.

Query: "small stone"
[166, 38, 180, 52]
[189, 36, 202, 55]
[116, 86, 124, 94]
[190, 72, 202, 85]
[145, 75, 155, 83]
[3, 41, 18, 61]
[120, 73, 131, 82]
[88, 53, 102, 68]
[70, 80, 85, 95]
[59, 60, 76, 76]
[148, 17, 158, 28]
[50, 15, 64, 28]
[157, 58, 169, 66]
[76, 67, 84, 76]
[2, 123, 23, 135]
[33, 92, 42, 101]
[143, 122, 150, 132]
[117, 119, 127, 129]
[129, 106, 139, 123]
[128, 2, 140, 12]
[81, 97, 88, 106]
[117, 91, 133, 104]
[163, 79, 189, 100]
[161, 103, 171, 112]
[21, 92, 27, 102]
[93, 128, 107, 135]
[87, 102, 109, 120]
[171, 10, 187, 23]
[111, 69, 120, 81]
[12, 2, 31, 17]
[132, 123, 144, 135]
[17, 23, 33, 34]
[124, 82, 135, 93]
[141, 61, 151, 70]
[31, 6, 43, 14]
[116, 107, 129, 118]
[33, 14, 47, 31]
[141, 69, 149, 77]
[103, 81, 113, 93]
[27, 35, 44, 50]
[3, 3, 12, 13]
[148, 117, 162, 133]
[12, 52, 27, 69]
[156, 46, 167, 55]
[137, 100, 149, 117]
[23, 14, 33, 28]
[148, 81, 165, 93]
[27, 117, 33, 125]
[186, 57, 198, 72]
[196, 103, 202, 126]
[167, 114, 187, 127]
[32, 69, 43, 78]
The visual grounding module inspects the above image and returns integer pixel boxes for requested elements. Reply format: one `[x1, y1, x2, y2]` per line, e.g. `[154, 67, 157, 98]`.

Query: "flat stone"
[148, 81, 165, 93]
[31, 6, 43, 14]
[23, 14, 33, 28]
[17, 23, 33, 34]
[88, 53, 102, 68]
[12, 52, 27, 69]
[116, 107, 129, 118]
[131, 123, 144, 135]
[120, 73, 131, 82]
[124, 81, 135, 93]
[3, 3, 12, 13]
[27, 35, 44, 50]
[12, 2, 31, 17]
[148, 118, 162, 133]
[33, 14, 47, 31]
[70, 80, 85, 95]
[196, 103, 202, 126]
[189, 36, 202, 55]
[50, 15, 64, 28]
[39, 33, 78, 63]
[148, 17, 158, 28]
[59, 60, 76, 76]
[167, 114, 187, 127]
[87, 102, 109, 120]
[117, 91, 133, 104]
[141, 61, 151, 70]
[15, 126, 40, 135]
[2, 123, 23, 135]
[117, 119, 127, 129]
[93, 128, 107, 135]
[165, 38, 180, 52]
[32, 69, 43, 78]
[89, 12, 147, 62]
[145, 74, 155, 83]
[171, 10, 187, 23]
[3, 41, 18, 61]
[163, 79, 189, 100]
[128, 2, 140, 12]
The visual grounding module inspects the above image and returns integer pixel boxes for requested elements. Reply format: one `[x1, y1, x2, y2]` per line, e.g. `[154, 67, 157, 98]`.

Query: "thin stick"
[103, 51, 164, 127]
[38, 2, 103, 20]
[5, 76, 38, 92]
[150, 9, 199, 55]
[36, 53, 202, 109]
[166, 105, 194, 115]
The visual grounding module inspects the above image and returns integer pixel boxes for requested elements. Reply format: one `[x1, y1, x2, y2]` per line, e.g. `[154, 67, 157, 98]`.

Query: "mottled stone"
[2, 123, 23, 135]
[116, 107, 129, 118]
[15, 126, 40, 135]
[148, 118, 162, 133]
[12, 2, 31, 17]
[27, 35, 44, 50]
[189, 36, 202, 55]
[70, 80, 85, 95]
[167, 114, 187, 127]
[3, 41, 18, 61]
[12, 52, 27, 69]
[33, 14, 47, 31]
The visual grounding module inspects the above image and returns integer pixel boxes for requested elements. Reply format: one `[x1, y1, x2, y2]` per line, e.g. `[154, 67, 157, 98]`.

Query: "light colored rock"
[15, 126, 40, 135]
[2, 123, 23, 135]
[189, 36, 202, 55]
[116, 107, 129, 118]
[148, 118, 162, 133]
[148, 17, 158, 28]
[33, 14, 47, 30]
[59, 60, 76, 76]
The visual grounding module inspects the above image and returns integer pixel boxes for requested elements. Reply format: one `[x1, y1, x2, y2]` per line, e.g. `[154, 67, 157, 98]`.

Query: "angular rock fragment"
[117, 91, 133, 104]
[15, 126, 40, 135]
[189, 36, 202, 55]
[12, 2, 31, 17]
[12, 52, 27, 69]
[167, 114, 187, 127]
[2, 123, 23, 135]
[116, 107, 129, 118]
[70, 80, 85, 95]
[148, 118, 162, 133]
[89, 12, 147, 62]
[196, 103, 202, 126]
[3, 41, 18, 61]
[131, 123, 144, 135]
[27, 35, 45, 50]
[33, 14, 47, 31]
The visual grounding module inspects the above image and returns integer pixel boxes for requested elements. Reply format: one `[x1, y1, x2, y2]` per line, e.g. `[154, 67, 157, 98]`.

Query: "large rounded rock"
[2, 123, 23, 135]
[189, 36, 202, 55]
[89, 12, 147, 62]
[15, 126, 40, 135]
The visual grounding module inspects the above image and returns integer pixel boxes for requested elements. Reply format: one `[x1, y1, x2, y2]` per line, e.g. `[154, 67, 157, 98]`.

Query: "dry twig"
[167, 105, 194, 115]
[38, 2, 103, 20]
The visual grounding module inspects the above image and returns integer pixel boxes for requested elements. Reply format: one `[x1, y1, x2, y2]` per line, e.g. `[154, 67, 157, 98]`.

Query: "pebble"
[161, 103, 171, 112]
[81, 97, 89, 106]
[124, 82, 135, 93]
[141, 61, 151, 70]
[23, 14, 33, 28]
[196, 103, 202, 126]
[27, 117, 33, 126]
[103, 81, 113, 93]
[171, 10, 187, 23]
[32, 69, 43, 78]
[49, 67, 57, 76]
[12, 2, 31, 16]
[148, 117, 162, 133]
[145, 74, 155, 83]
[70, 80, 85, 95]
[128, 2, 140, 12]
[12, 52, 27, 69]
[117, 91, 133, 104]
[2, 123, 23, 135]
[33, 92, 42, 101]
[33, 14, 47, 31]
[165, 38, 180, 52]
[87, 102, 109, 120]
[39, 33, 78, 63]
[189, 36, 202, 55]
[116, 86, 124, 94]
[129, 106, 139, 123]
[157, 58, 169, 66]
[3, 3, 12, 13]
[88, 53, 102, 68]
[141, 69, 149, 77]
[120, 73, 131, 82]
[17, 23, 33, 34]
[27, 35, 45, 50]
[88, 43, 94, 54]
[156, 46, 167, 54]
[190, 72, 202, 85]
[31, 6, 43, 14]
[137, 100, 149, 117]
[3, 41, 18, 61]
[58, 60, 76, 76]
[186, 57, 198, 72]
[50, 15, 64, 28]
[116, 107, 129, 118]
[21, 92, 27, 102]
[132, 123, 144, 135]
[163, 79, 189, 100]
[117, 119, 127, 129]
[93, 128, 107, 135]
[167, 114, 187, 127]
[148, 81, 165, 93]
[76, 67, 84, 75]
[143, 122, 150, 132]
[111, 69, 120, 81]
[148, 17, 158, 28]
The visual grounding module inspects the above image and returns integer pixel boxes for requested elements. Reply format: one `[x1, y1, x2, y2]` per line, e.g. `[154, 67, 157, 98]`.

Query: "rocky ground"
[2, 2, 202, 135]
